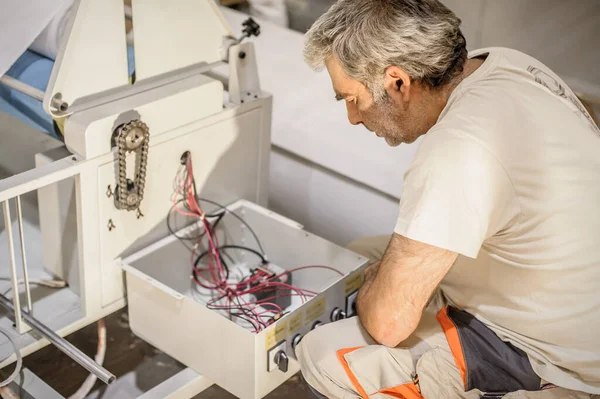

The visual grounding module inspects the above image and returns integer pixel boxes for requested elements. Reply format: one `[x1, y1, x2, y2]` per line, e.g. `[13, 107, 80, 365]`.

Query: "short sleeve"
[394, 132, 520, 258]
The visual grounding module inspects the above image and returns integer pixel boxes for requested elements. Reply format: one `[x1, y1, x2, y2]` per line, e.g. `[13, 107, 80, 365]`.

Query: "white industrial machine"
[0, 1, 368, 398]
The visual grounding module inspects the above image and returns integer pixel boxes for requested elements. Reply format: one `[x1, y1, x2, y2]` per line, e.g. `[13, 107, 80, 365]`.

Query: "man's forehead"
[325, 57, 357, 95]
[325, 57, 348, 81]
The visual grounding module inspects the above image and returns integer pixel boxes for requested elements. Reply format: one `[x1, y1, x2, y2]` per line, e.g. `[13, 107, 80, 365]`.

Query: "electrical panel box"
[121, 200, 368, 399]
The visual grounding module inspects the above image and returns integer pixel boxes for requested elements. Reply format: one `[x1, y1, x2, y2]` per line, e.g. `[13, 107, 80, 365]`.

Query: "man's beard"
[363, 95, 415, 147]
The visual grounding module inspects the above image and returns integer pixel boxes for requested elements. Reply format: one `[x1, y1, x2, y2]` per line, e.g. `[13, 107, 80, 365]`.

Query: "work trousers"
[295, 235, 595, 399]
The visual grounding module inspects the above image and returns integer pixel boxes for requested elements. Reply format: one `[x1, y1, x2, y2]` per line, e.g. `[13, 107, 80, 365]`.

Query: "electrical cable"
[195, 197, 267, 257]
[68, 320, 106, 399]
[0, 386, 19, 399]
[170, 152, 347, 333]
[233, 295, 268, 330]
[194, 245, 267, 268]
[192, 254, 230, 287]
[0, 326, 22, 388]
[166, 200, 226, 243]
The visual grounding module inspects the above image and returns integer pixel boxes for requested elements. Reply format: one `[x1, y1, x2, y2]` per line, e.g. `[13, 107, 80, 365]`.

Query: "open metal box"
[121, 200, 368, 399]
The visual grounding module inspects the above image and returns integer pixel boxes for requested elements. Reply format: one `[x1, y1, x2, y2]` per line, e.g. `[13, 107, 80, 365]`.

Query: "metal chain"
[114, 120, 150, 211]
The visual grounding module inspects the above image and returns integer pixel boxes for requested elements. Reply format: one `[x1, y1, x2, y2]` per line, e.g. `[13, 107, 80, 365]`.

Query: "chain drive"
[114, 120, 149, 212]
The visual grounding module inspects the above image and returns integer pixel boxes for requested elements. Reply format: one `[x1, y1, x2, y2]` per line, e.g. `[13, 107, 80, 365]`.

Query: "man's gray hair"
[304, 0, 467, 101]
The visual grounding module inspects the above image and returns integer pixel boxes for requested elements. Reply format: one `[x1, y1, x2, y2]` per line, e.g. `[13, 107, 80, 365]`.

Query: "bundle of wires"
[168, 152, 343, 333]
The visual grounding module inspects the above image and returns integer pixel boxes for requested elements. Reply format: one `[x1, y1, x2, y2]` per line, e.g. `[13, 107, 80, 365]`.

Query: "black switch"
[274, 350, 289, 373]
[242, 18, 261, 38]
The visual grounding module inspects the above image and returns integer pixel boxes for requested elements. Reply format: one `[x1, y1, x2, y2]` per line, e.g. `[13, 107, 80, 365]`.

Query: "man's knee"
[296, 318, 354, 377]
[296, 323, 345, 397]
[296, 324, 331, 374]
[296, 317, 373, 398]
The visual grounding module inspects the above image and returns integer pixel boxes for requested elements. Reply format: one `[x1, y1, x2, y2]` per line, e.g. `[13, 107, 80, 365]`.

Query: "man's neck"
[435, 57, 485, 109]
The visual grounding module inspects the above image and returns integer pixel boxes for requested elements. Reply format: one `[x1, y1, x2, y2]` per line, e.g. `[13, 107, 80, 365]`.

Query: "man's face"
[325, 57, 427, 146]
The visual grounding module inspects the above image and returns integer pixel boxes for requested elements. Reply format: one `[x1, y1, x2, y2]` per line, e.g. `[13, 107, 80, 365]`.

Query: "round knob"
[330, 308, 346, 322]
[311, 321, 323, 330]
[291, 334, 303, 350]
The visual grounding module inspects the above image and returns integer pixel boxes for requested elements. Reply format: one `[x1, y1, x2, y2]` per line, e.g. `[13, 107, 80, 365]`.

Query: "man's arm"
[356, 233, 458, 347]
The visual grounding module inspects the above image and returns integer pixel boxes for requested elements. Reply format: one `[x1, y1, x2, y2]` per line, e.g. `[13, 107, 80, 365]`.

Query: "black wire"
[170, 161, 266, 256]
[166, 200, 201, 241]
[194, 245, 267, 268]
[232, 295, 268, 329]
[192, 253, 230, 286]
[166, 200, 226, 243]
[229, 311, 261, 330]
[171, 156, 273, 332]
[195, 197, 267, 256]
[205, 295, 266, 331]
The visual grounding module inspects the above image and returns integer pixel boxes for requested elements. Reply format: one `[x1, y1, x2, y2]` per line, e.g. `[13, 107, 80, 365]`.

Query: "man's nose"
[346, 102, 362, 126]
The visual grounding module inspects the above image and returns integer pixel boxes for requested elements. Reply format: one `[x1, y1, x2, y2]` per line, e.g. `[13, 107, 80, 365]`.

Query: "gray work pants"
[296, 236, 594, 399]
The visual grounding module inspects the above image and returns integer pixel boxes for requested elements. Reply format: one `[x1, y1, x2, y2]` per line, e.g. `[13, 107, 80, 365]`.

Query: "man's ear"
[384, 66, 411, 102]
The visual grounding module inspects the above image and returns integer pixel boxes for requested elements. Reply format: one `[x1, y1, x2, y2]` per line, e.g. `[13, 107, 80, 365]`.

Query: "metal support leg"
[15, 196, 32, 314]
[2, 200, 28, 334]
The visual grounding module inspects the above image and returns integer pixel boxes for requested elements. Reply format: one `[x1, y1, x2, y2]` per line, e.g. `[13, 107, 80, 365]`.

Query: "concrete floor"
[3, 308, 313, 398]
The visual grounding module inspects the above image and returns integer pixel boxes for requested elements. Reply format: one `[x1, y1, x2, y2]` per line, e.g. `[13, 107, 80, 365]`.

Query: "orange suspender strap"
[436, 306, 467, 389]
[378, 383, 423, 399]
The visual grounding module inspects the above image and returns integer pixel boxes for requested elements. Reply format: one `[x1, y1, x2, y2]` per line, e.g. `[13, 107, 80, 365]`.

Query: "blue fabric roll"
[0, 47, 136, 137]
[0, 51, 56, 135]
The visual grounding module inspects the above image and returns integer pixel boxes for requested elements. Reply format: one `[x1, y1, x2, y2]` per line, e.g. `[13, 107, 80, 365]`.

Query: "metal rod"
[0, 76, 44, 101]
[2, 201, 25, 333]
[15, 197, 32, 313]
[124, 4, 132, 20]
[0, 293, 116, 385]
[0, 76, 68, 112]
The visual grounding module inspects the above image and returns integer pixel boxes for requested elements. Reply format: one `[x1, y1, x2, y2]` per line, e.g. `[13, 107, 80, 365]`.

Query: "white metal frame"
[0, 91, 273, 395]
[0, 0, 317, 397]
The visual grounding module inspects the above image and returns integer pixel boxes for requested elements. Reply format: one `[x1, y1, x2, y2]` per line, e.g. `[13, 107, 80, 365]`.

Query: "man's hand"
[356, 233, 458, 347]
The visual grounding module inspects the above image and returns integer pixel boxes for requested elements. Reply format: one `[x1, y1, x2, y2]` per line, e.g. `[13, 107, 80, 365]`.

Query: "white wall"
[268, 148, 399, 246]
[441, 0, 600, 105]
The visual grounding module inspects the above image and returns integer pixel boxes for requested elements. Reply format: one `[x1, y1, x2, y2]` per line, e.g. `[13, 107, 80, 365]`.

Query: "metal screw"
[108, 219, 116, 231]
[125, 127, 144, 150]
[126, 193, 139, 207]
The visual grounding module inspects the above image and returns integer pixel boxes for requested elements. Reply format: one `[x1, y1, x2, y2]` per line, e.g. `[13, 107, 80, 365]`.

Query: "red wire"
[174, 154, 347, 332]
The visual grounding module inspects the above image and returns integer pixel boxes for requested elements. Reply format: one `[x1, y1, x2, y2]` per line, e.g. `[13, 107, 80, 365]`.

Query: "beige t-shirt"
[394, 47, 600, 393]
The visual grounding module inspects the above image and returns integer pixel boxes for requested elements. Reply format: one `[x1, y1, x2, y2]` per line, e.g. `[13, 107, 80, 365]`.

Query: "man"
[295, 1, 600, 398]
